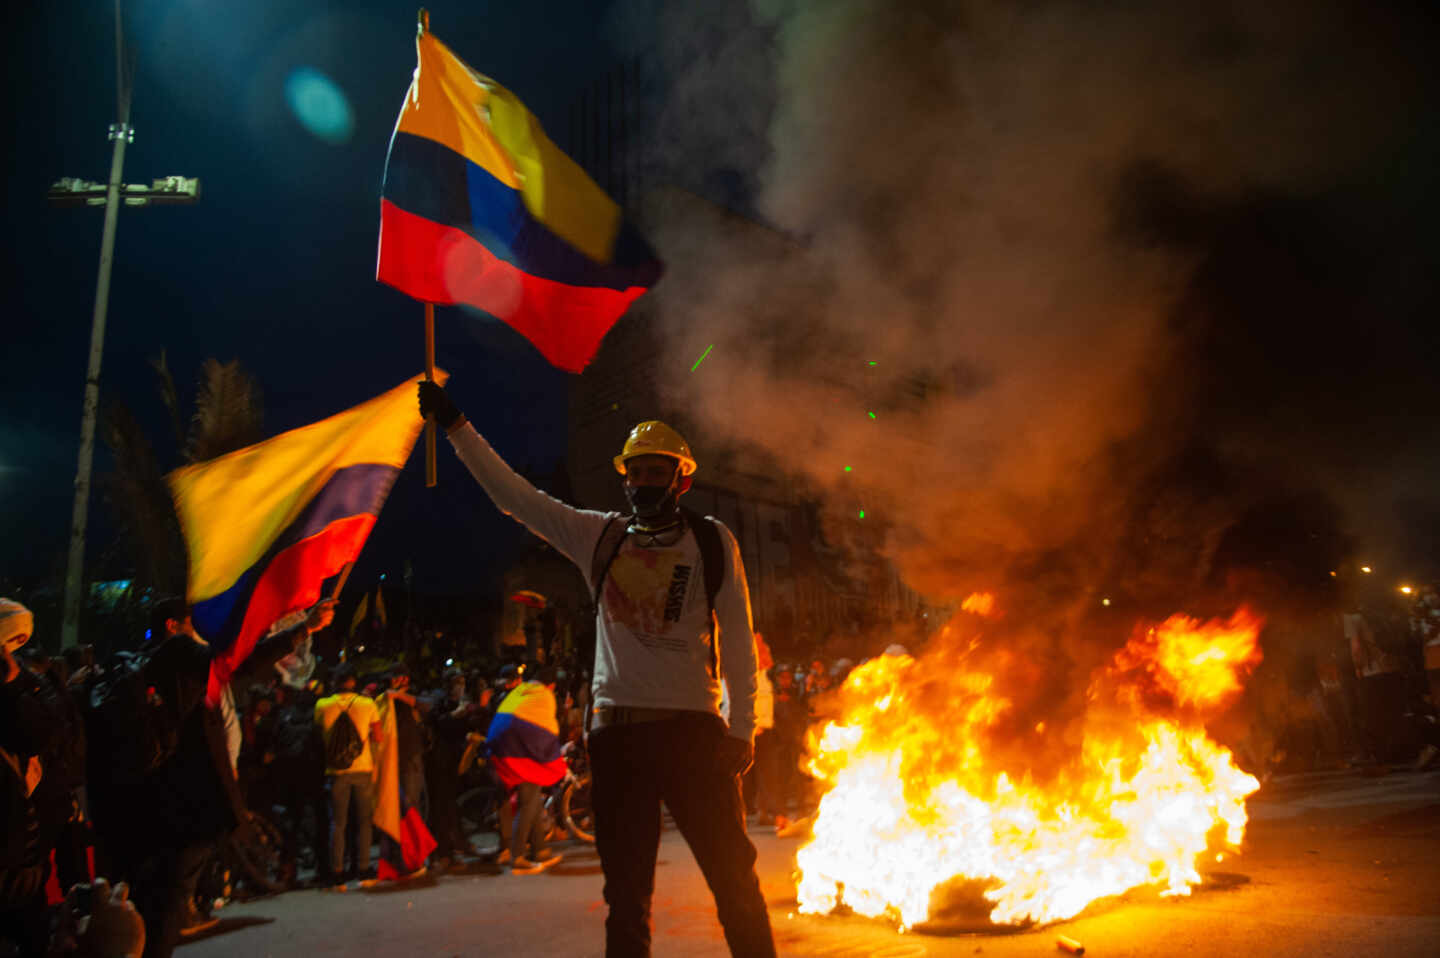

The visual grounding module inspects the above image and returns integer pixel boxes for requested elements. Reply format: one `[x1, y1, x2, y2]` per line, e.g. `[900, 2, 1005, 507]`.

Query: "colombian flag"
[377, 28, 662, 373]
[168, 375, 438, 704]
[487, 682, 566, 788]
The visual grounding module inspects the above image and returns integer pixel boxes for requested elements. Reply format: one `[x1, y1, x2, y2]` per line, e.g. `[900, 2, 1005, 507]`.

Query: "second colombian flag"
[377, 28, 662, 372]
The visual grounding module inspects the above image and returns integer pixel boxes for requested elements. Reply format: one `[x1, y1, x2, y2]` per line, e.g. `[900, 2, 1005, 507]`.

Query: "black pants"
[424, 755, 463, 860]
[126, 839, 213, 958]
[589, 712, 775, 958]
[271, 760, 329, 880]
[1357, 672, 1410, 763]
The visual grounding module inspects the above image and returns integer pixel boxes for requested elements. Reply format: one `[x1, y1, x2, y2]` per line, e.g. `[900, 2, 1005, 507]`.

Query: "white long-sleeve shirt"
[447, 422, 759, 741]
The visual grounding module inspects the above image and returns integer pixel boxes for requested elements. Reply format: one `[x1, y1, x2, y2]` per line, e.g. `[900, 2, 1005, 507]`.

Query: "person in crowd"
[1, 599, 55, 957]
[19, 646, 91, 897]
[373, 665, 432, 879]
[267, 675, 328, 887]
[487, 665, 566, 874]
[238, 687, 278, 808]
[444, 667, 472, 709]
[314, 663, 383, 889]
[420, 383, 775, 958]
[474, 662, 525, 862]
[382, 667, 427, 821]
[1313, 627, 1363, 766]
[88, 596, 334, 956]
[744, 634, 778, 824]
[769, 665, 807, 829]
[422, 678, 483, 871]
[805, 658, 832, 697]
[1343, 605, 1409, 765]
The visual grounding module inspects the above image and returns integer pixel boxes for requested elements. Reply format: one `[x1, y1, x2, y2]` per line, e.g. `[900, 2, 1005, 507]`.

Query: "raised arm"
[419, 381, 609, 567]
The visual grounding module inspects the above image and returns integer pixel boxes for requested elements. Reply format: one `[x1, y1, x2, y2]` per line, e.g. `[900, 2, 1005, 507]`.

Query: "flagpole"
[424, 302, 437, 487]
[418, 8, 438, 490]
[331, 561, 356, 601]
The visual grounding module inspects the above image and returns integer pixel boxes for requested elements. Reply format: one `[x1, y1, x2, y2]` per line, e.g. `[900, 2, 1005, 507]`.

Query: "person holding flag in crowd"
[373, 665, 436, 881]
[487, 665, 566, 873]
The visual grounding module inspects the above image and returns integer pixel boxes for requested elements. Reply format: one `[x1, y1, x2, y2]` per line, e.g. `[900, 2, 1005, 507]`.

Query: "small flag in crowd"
[349, 586, 388, 636]
[376, 27, 662, 372]
[168, 375, 441, 704]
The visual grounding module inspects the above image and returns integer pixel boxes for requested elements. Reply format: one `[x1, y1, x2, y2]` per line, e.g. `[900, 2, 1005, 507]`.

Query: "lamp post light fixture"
[51, 0, 200, 649]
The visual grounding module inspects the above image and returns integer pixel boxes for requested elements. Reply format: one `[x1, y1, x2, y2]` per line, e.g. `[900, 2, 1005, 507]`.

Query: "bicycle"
[193, 811, 288, 917]
[456, 741, 595, 850]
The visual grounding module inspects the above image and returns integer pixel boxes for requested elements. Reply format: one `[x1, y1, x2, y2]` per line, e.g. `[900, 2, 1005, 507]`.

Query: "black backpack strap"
[589, 513, 631, 605]
[678, 506, 726, 616]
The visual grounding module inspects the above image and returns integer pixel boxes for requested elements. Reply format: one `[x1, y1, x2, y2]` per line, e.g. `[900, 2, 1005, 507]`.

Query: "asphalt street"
[181, 767, 1440, 957]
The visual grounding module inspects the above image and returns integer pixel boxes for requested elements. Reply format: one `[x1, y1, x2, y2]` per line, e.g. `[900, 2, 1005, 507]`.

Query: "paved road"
[182, 768, 1440, 957]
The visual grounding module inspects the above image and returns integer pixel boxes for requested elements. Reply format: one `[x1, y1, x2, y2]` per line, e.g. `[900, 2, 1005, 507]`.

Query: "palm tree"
[99, 353, 264, 597]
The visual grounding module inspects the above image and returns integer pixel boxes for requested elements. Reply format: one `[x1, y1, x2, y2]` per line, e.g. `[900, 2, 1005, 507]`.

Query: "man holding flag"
[419, 384, 776, 958]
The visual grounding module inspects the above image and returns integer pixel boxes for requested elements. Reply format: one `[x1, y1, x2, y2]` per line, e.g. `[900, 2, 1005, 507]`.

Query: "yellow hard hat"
[613, 421, 697, 476]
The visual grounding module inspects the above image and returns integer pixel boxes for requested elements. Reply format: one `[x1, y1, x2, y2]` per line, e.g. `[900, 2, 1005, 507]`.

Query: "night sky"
[2, 1, 619, 606]
[4, 1, 1439, 643]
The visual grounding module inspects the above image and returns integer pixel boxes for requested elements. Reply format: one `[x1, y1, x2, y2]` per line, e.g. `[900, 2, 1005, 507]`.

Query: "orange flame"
[795, 606, 1264, 929]
[961, 591, 996, 617]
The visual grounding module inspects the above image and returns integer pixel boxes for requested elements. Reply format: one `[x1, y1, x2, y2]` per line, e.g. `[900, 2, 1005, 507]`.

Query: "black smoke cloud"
[629, 0, 1440, 622]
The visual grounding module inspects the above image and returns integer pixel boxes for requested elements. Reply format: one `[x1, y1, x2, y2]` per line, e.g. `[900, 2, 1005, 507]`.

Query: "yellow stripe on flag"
[395, 32, 621, 264]
[169, 373, 444, 604]
[396, 33, 521, 189]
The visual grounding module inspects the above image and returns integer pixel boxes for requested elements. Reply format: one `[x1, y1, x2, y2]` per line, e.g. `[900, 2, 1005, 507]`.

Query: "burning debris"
[794, 601, 1264, 930]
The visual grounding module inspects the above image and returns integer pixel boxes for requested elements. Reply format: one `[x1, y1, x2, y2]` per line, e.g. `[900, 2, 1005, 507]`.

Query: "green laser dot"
[843, 466, 852, 472]
[867, 411, 877, 419]
[868, 361, 877, 366]
[691, 344, 715, 372]
[858, 509, 865, 519]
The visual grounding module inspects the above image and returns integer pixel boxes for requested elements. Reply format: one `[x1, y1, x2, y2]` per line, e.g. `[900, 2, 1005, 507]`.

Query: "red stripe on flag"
[377, 199, 647, 372]
[207, 514, 375, 704]
[491, 754, 567, 789]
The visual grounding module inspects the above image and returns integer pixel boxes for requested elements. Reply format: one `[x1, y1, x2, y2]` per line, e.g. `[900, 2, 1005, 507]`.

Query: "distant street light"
[52, 0, 199, 650]
[1360, 566, 1373, 574]
[48, 175, 200, 208]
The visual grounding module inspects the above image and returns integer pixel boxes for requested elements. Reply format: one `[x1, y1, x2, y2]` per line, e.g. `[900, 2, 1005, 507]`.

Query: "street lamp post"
[52, 0, 199, 649]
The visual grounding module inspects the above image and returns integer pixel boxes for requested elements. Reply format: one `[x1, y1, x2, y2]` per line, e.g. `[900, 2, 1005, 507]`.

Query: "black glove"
[718, 735, 754, 777]
[418, 380, 463, 430]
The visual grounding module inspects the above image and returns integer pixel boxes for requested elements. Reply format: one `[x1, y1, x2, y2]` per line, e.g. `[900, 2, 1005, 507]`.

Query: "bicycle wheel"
[226, 814, 288, 894]
[457, 785, 503, 839]
[560, 773, 595, 843]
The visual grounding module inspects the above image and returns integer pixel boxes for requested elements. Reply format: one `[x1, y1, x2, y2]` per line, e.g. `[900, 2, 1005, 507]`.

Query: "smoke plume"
[635, 0, 1438, 626]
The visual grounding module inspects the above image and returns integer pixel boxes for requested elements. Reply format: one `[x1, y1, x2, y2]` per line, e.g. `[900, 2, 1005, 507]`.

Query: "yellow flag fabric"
[169, 373, 444, 604]
[373, 692, 401, 842]
[394, 31, 621, 263]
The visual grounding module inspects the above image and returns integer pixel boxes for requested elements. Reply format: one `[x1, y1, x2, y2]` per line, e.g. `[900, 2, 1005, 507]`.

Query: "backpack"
[273, 699, 317, 761]
[590, 507, 728, 673]
[325, 697, 365, 769]
[86, 651, 182, 784]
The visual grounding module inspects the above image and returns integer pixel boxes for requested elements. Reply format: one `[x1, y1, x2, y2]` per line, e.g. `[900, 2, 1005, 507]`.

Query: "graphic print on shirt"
[603, 545, 699, 652]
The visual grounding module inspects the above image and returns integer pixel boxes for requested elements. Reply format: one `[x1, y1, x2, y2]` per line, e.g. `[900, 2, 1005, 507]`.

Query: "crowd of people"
[1303, 583, 1440, 772]
[0, 590, 598, 957]
[0, 585, 867, 958]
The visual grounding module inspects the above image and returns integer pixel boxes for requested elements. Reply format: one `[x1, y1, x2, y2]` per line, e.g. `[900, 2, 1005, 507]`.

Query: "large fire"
[795, 603, 1264, 930]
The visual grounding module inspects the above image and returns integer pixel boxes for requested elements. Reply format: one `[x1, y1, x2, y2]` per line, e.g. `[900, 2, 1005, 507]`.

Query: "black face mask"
[625, 482, 679, 522]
